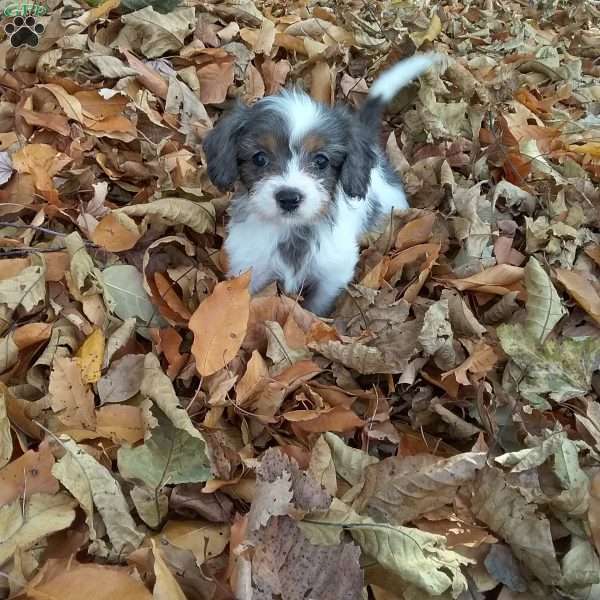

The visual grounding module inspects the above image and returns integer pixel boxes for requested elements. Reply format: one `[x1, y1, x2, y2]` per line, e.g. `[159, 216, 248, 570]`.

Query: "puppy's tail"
[359, 53, 442, 131]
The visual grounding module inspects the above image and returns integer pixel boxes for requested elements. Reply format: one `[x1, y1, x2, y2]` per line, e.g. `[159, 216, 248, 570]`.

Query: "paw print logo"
[4, 15, 45, 48]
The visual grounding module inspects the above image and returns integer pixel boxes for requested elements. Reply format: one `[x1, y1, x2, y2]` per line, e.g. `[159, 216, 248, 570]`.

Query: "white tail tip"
[368, 53, 443, 103]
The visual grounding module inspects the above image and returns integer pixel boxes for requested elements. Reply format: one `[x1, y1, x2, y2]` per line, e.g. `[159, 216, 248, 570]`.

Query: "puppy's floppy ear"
[339, 123, 377, 198]
[203, 103, 248, 191]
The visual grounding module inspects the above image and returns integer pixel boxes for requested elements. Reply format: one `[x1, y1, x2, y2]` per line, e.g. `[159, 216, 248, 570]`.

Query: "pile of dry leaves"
[0, 0, 599, 597]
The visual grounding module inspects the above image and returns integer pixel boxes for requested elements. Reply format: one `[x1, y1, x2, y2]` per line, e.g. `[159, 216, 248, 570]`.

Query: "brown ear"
[203, 103, 248, 191]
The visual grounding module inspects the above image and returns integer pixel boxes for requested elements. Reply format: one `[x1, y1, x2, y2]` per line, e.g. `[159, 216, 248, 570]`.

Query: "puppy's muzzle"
[275, 187, 303, 212]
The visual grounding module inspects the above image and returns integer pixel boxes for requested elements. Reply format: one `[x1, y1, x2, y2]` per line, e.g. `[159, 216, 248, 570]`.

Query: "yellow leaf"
[76, 328, 105, 384]
[410, 14, 442, 48]
[568, 143, 600, 158]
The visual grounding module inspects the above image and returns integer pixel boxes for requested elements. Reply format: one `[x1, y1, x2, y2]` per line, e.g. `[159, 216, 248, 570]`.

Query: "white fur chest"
[225, 214, 318, 295]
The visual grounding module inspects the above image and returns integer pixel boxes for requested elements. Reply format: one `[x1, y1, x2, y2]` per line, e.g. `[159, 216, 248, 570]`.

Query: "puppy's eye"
[252, 151, 269, 167]
[313, 153, 329, 170]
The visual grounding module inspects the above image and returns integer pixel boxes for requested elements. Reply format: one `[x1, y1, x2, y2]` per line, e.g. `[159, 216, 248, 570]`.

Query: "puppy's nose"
[275, 188, 303, 212]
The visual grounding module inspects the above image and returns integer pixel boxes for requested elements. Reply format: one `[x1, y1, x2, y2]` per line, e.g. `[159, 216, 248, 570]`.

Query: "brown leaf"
[13, 322, 52, 350]
[236, 350, 269, 405]
[11, 144, 72, 205]
[198, 60, 235, 105]
[152, 272, 192, 323]
[169, 484, 234, 522]
[96, 404, 144, 445]
[395, 213, 436, 250]
[253, 18, 275, 54]
[91, 212, 140, 252]
[49, 356, 96, 430]
[442, 265, 525, 297]
[554, 268, 600, 326]
[310, 62, 334, 105]
[354, 451, 486, 525]
[284, 406, 365, 433]
[442, 343, 499, 386]
[0, 440, 58, 507]
[247, 517, 362, 600]
[154, 328, 188, 379]
[22, 560, 153, 600]
[244, 296, 318, 353]
[189, 271, 251, 376]
[261, 59, 291, 95]
[388, 243, 441, 302]
[585, 244, 600, 268]
[122, 48, 168, 98]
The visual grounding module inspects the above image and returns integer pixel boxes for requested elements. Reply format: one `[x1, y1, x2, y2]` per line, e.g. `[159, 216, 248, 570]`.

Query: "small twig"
[0, 221, 70, 237]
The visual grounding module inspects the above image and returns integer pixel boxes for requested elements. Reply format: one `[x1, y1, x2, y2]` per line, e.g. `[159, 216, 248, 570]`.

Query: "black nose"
[275, 188, 303, 212]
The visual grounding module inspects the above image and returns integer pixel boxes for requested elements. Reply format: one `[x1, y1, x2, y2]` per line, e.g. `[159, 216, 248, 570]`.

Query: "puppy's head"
[203, 92, 376, 224]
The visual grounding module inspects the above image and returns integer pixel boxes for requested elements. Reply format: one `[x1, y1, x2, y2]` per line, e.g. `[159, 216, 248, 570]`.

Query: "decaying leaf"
[301, 498, 471, 597]
[116, 198, 215, 235]
[21, 561, 153, 600]
[118, 408, 210, 526]
[353, 451, 487, 525]
[498, 324, 600, 406]
[0, 493, 76, 566]
[472, 467, 562, 585]
[52, 436, 144, 558]
[102, 265, 166, 331]
[524, 257, 566, 343]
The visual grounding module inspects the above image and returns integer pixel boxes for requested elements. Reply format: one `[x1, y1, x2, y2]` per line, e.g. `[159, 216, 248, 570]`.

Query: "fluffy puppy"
[203, 54, 440, 315]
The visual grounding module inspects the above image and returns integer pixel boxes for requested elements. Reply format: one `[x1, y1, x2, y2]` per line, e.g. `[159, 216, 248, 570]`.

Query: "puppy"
[203, 54, 440, 315]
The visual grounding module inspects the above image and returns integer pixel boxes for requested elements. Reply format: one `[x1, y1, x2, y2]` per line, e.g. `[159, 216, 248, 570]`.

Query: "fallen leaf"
[524, 257, 566, 343]
[310, 61, 334, 105]
[0, 440, 58, 507]
[442, 264, 525, 296]
[0, 260, 46, 312]
[353, 451, 487, 525]
[22, 561, 153, 600]
[0, 493, 76, 566]
[13, 322, 52, 350]
[471, 466, 561, 585]
[91, 212, 141, 252]
[118, 408, 210, 525]
[442, 343, 499, 386]
[284, 405, 365, 434]
[11, 144, 71, 204]
[49, 356, 96, 430]
[102, 265, 166, 332]
[116, 198, 215, 235]
[52, 436, 144, 558]
[0, 384, 11, 467]
[554, 267, 600, 326]
[96, 404, 144, 445]
[301, 498, 470, 597]
[162, 520, 229, 566]
[97, 353, 145, 404]
[75, 328, 105, 384]
[189, 271, 251, 377]
[119, 7, 196, 59]
[151, 538, 188, 600]
[395, 212, 435, 250]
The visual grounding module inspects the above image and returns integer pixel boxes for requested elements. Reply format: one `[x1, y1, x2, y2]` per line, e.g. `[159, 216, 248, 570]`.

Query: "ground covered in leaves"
[0, 0, 599, 598]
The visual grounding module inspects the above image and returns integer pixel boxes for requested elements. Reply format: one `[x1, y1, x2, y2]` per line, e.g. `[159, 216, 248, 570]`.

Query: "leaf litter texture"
[0, 0, 599, 598]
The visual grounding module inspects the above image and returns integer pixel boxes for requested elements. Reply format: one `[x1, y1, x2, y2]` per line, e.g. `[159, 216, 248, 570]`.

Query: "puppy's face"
[203, 92, 376, 225]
